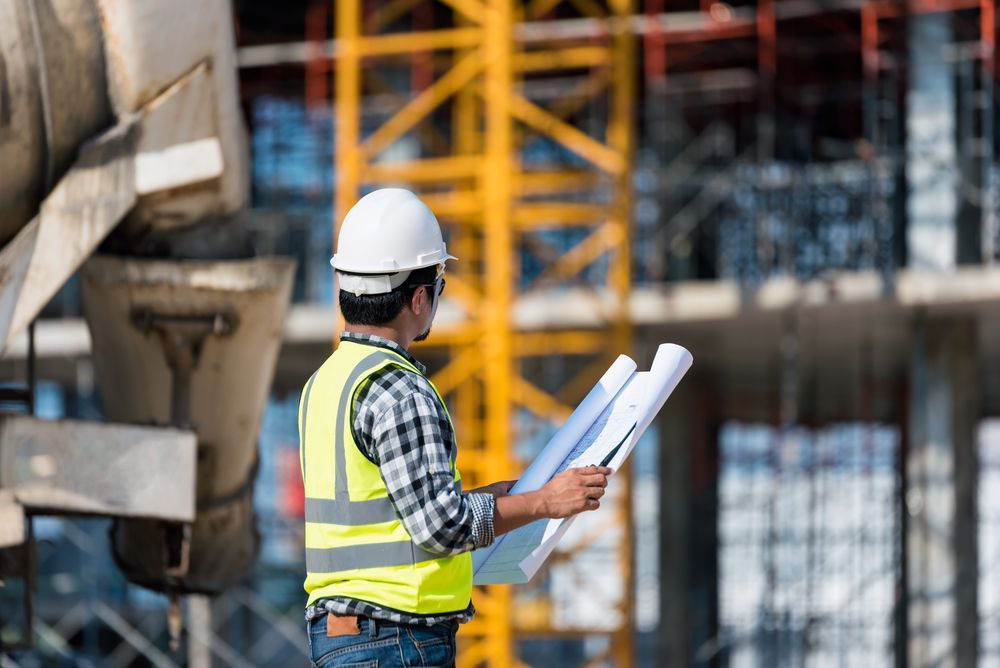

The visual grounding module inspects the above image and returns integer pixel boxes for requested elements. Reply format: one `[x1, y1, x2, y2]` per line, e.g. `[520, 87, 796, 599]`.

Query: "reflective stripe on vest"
[305, 541, 443, 572]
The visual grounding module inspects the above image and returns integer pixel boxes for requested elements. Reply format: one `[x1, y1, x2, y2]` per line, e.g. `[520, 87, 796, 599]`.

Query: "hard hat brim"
[330, 253, 458, 273]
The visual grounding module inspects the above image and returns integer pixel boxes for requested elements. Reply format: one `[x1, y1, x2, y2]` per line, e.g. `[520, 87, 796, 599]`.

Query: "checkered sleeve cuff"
[466, 492, 496, 549]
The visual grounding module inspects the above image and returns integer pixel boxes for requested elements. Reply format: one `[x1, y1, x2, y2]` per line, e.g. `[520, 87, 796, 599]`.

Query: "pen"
[593, 422, 637, 468]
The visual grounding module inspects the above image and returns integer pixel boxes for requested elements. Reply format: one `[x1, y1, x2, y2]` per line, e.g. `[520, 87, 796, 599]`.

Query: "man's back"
[302, 189, 609, 666]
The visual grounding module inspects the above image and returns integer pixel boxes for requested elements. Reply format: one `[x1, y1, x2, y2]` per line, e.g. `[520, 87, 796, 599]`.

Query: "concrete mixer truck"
[0, 0, 294, 650]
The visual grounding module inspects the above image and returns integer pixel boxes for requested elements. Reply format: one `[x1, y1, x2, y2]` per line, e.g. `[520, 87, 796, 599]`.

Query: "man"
[300, 188, 612, 667]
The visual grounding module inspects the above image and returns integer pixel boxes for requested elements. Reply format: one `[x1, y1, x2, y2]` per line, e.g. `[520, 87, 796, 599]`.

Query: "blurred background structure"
[4, 0, 1000, 666]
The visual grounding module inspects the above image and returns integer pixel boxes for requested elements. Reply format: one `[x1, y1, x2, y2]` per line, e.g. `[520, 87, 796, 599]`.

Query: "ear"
[409, 285, 428, 316]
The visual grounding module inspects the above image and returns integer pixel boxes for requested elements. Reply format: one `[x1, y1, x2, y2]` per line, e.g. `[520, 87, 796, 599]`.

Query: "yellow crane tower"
[334, 1, 635, 665]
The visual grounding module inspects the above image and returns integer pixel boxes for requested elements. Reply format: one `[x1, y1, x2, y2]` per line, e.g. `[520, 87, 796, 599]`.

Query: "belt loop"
[369, 616, 378, 638]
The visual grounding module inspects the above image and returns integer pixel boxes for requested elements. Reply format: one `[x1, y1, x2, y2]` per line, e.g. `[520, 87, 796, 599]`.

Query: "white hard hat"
[331, 188, 457, 295]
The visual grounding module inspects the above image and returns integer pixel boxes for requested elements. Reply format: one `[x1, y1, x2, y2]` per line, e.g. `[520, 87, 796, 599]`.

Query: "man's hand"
[493, 466, 613, 536]
[470, 480, 518, 498]
[536, 466, 612, 518]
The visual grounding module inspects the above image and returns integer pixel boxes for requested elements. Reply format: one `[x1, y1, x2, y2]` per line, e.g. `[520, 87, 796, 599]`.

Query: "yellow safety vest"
[298, 339, 472, 614]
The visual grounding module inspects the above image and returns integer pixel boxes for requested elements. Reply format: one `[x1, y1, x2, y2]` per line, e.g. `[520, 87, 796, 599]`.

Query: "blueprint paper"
[639, 344, 693, 435]
[472, 343, 693, 584]
[469, 355, 635, 573]
[472, 378, 643, 584]
[509, 354, 636, 495]
[514, 378, 645, 579]
[613, 343, 693, 469]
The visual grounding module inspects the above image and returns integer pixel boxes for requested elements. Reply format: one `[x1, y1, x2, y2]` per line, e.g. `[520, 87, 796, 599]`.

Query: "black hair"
[339, 265, 438, 326]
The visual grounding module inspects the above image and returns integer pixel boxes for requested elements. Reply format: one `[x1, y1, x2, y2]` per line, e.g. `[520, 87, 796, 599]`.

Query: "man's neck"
[343, 324, 411, 350]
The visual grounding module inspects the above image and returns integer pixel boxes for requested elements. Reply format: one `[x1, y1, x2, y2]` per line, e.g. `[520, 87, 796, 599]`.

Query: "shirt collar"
[339, 332, 427, 374]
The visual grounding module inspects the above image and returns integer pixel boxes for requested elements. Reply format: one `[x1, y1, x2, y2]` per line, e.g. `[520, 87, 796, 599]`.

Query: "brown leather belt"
[326, 614, 361, 637]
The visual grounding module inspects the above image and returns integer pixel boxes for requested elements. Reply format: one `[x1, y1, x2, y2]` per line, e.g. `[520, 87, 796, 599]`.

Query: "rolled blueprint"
[472, 354, 635, 576]
[508, 354, 636, 495]
[474, 343, 694, 584]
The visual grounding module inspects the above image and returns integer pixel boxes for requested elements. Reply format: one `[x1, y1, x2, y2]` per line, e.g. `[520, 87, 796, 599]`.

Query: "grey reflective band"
[299, 371, 319, 481]
[306, 540, 443, 573]
[304, 496, 397, 525]
[333, 351, 405, 495]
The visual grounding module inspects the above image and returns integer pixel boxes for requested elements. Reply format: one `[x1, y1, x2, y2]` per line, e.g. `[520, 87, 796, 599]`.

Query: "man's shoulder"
[357, 363, 438, 412]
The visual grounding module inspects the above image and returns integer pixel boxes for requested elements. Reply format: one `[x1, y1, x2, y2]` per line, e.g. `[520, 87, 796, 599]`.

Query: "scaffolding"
[632, 0, 999, 665]
[331, 1, 635, 665]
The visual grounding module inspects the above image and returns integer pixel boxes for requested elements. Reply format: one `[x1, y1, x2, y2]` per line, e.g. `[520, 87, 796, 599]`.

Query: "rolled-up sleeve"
[370, 391, 495, 555]
[465, 491, 496, 548]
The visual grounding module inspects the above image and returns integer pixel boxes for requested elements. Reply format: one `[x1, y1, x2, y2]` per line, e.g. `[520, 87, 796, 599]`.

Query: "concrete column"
[906, 14, 958, 270]
[658, 381, 719, 667]
[906, 316, 978, 667]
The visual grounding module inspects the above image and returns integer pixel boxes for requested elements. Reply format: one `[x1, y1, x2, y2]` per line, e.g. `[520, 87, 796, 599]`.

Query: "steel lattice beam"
[332, 0, 635, 665]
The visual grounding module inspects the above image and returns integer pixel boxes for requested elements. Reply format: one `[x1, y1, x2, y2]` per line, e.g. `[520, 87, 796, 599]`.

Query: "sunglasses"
[414, 276, 446, 297]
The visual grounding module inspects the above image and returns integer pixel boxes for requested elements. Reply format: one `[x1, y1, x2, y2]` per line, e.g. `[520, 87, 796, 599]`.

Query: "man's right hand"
[493, 465, 614, 537]
[537, 466, 612, 518]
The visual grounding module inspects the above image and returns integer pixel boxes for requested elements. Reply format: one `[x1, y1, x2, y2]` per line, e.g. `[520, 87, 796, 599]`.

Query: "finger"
[585, 498, 600, 510]
[572, 466, 603, 476]
[577, 473, 608, 487]
[585, 487, 605, 499]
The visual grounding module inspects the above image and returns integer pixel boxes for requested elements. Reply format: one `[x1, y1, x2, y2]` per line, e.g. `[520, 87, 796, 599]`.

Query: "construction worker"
[299, 188, 612, 666]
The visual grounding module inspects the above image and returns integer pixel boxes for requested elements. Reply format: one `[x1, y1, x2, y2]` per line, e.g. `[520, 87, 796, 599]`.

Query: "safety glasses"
[423, 277, 446, 297]
[414, 265, 446, 298]
[430, 264, 447, 296]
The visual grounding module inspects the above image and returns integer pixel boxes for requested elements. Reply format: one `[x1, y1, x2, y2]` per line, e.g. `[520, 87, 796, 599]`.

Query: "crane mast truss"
[334, 1, 635, 665]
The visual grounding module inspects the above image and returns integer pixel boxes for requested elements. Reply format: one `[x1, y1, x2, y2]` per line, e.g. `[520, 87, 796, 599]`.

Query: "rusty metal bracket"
[130, 309, 238, 339]
[162, 521, 192, 580]
[130, 307, 238, 433]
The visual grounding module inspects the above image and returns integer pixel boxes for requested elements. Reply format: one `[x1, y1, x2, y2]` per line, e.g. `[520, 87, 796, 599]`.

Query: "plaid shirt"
[305, 332, 495, 626]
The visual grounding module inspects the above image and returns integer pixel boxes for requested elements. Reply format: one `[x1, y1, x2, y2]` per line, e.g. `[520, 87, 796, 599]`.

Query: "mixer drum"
[0, 0, 112, 244]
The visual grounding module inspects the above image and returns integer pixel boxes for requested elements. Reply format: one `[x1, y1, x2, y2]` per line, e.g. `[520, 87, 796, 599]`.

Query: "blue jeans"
[307, 614, 457, 667]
